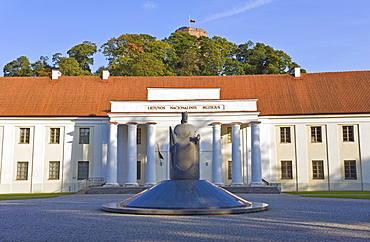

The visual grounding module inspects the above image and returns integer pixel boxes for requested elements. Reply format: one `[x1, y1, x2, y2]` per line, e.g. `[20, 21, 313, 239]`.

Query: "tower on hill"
[175, 26, 208, 37]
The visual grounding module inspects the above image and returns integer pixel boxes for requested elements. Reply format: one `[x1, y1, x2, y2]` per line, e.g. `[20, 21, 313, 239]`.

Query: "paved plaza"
[0, 193, 369, 241]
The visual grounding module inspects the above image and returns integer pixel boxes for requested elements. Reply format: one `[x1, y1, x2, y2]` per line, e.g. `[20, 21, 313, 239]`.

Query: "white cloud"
[142, 1, 157, 9]
[201, 0, 274, 23]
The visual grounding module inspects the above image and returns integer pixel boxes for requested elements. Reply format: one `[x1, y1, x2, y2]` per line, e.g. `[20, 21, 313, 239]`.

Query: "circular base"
[101, 180, 268, 215]
[102, 201, 268, 215]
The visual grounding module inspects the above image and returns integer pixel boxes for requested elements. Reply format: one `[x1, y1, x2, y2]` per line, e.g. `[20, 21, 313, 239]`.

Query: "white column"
[104, 122, 119, 187]
[125, 122, 139, 186]
[212, 122, 224, 186]
[145, 122, 157, 186]
[231, 122, 244, 186]
[250, 121, 264, 186]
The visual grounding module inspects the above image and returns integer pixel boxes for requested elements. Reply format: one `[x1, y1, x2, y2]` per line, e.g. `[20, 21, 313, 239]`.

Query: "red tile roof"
[0, 71, 369, 117]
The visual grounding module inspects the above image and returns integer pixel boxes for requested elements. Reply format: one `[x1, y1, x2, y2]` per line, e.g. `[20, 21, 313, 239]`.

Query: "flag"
[190, 19, 196, 23]
[157, 143, 164, 159]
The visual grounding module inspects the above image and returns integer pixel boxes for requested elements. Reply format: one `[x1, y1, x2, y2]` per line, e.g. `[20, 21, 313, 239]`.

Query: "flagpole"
[189, 15, 191, 27]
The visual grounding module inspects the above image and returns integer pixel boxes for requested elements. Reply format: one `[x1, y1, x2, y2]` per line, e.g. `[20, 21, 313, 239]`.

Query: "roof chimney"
[290, 66, 301, 78]
[102, 69, 110, 80]
[51, 69, 62, 80]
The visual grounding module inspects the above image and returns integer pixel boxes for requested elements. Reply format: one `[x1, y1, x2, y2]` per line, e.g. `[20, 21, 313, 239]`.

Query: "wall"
[266, 114, 370, 191]
[0, 118, 108, 194]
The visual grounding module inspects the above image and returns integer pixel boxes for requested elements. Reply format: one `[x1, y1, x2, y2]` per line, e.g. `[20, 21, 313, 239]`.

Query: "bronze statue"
[170, 112, 200, 180]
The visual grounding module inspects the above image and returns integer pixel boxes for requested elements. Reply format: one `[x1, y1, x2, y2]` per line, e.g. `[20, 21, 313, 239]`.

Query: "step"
[221, 186, 280, 194]
[85, 185, 280, 194]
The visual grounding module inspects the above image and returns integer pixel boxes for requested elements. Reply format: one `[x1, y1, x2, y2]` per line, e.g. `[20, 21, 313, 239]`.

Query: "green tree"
[3, 33, 305, 77]
[58, 57, 91, 76]
[32, 56, 52, 76]
[236, 42, 302, 74]
[3, 56, 34, 76]
[127, 54, 171, 76]
[67, 41, 97, 72]
[164, 33, 244, 76]
[164, 32, 201, 76]
[198, 36, 244, 76]
[52, 53, 62, 67]
[101, 34, 171, 76]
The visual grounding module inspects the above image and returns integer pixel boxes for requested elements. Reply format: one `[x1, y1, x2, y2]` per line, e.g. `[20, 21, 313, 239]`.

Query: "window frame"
[79, 128, 90, 144]
[50, 128, 60, 144]
[16, 162, 29, 180]
[77, 161, 89, 180]
[49, 161, 60, 180]
[19, 128, 30, 144]
[281, 160, 293, 179]
[310, 126, 322, 143]
[280, 127, 291, 143]
[312, 160, 324, 179]
[344, 160, 357, 180]
[342, 126, 354, 142]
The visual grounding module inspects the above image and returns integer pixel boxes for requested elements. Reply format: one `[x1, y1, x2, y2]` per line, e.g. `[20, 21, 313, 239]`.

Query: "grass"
[284, 191, 370, 199]
[0, 193, 72, 201]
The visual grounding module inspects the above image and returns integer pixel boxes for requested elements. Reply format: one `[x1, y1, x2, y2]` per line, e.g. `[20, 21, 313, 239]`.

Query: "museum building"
[0, 68, 369, 193]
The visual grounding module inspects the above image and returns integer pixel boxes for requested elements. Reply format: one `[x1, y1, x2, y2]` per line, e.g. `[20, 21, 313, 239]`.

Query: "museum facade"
[0, 69, 369, 193]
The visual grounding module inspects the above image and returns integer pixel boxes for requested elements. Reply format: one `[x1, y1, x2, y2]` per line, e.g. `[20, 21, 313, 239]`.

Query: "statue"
[170, 112, 200, 180]
[102, 112, 268, 215]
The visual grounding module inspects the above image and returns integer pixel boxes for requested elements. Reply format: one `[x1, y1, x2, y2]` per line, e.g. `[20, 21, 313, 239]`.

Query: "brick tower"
[175, 26, 208, 37]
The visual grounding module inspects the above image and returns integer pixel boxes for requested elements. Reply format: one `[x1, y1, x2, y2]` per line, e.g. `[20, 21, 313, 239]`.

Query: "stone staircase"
[222, 186, 280, 194]
[85, 185, 280, 194]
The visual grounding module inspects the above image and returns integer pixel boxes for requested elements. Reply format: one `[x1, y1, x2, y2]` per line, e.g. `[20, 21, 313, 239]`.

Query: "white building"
[0, 69, 369, 193]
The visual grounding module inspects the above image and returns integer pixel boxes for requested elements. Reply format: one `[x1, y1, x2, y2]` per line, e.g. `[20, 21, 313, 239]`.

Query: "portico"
[105, 96, 264, 187]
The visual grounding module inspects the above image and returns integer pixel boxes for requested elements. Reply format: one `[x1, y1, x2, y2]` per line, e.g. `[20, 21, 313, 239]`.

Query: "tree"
[101, 34, 171, 76]
[52, 52, 92, 76]
[52, 53, 62, 67]
[3, 56, 33, 76]
[32, 56, 52, 76]
[126, 54, 172, 76]
[3, 33, 305, 77]
[164, 32, 201, 76]
[236, 42, 303, 74]
[67, 41, 97, 72]
[198, 36, 244, 76]
[165, 33, 244, 76]
[58, 57, 91, 76]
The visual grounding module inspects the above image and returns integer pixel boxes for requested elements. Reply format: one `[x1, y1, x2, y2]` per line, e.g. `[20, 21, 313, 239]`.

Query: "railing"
[262, 179, 281, 188]
[68, 177, 105, 193]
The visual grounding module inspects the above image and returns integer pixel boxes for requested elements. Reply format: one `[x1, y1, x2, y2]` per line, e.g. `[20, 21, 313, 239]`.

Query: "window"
[79, 128, 90, 144]
[137, 161, 142, 180]
[281, 161, 293, 179]
[227, 160, 232, 179]
[280, 127, 291, 143]
[344, 160, 357, 180]
[227, 127, 232, 143]
[311, 126, 322, 143]
[137, 128, 141, 145]
[17, 162, 28, 180]
[49, 161, 60, 180]
[50, 128, 60, 144]
[312, 160, 324, 179]
[19, 128, 30, 144]
[78, 161, 89, 180]
[342, 126, 354, 142]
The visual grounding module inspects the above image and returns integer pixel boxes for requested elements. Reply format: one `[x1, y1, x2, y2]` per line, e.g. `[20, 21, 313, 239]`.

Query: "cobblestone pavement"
[0, 193, 369, 241]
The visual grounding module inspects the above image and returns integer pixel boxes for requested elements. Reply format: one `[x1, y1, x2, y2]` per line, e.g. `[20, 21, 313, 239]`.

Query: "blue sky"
[0, 0, 369, 76]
